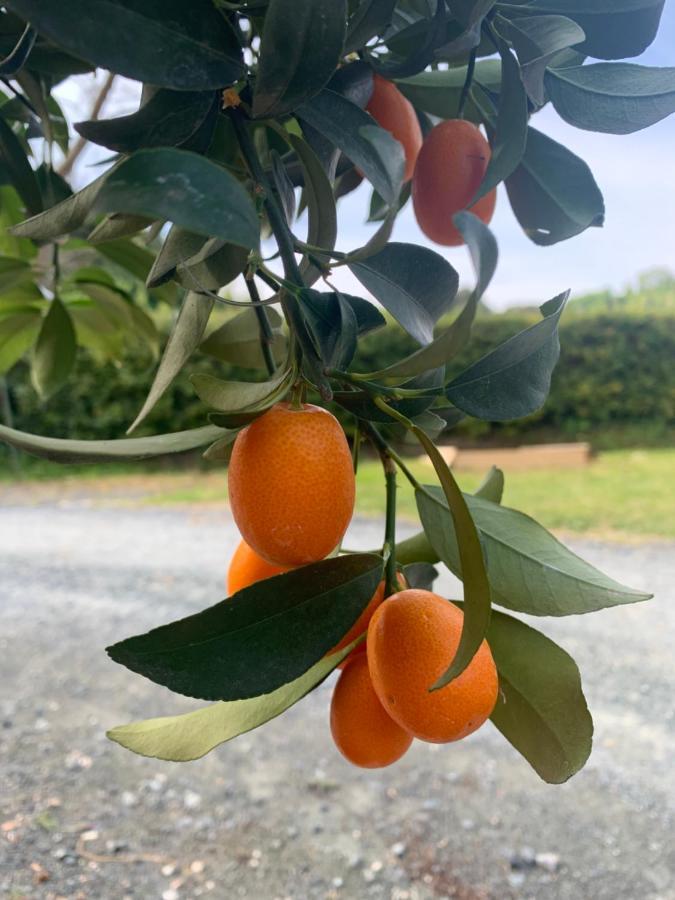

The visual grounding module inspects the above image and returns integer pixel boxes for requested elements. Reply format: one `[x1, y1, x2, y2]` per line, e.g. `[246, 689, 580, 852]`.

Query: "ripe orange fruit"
[228, 402, 355, 566]
[412, 119, 497, 246]
[227, 538, 291, 594]
[330, 654, 413, 768]
[367, 589, 498, 743]
[330, 573, 408, 668]
[367, 73, 423, 183]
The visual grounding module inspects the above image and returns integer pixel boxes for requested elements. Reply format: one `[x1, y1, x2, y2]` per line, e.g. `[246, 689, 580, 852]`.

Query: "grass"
[1, 448, 673, 539]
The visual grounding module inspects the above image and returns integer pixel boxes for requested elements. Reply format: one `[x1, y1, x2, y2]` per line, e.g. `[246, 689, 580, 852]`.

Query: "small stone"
[370, 860, 383, 873]
[363, 869, 376, 883]
[183, 790, 201, 810]
[391, 842, 406, 858]
[190, 860, 205, 874]
[121, 791, 137, 808]
[461, 818, 475, 831]
[80, 831, 98, 843]
[52, 848, 68, 860]
[162, 890, 179, 900]
[535, 852, 560, 873]
[332, 877, 344, 888]
[105, 840, 128, 854]
[35, 717, 50, 732]
[65, 750, 92, 770]
[161, 864, 176, 877]
[510, 848, 536, 870]
[508, 872, 526, 888]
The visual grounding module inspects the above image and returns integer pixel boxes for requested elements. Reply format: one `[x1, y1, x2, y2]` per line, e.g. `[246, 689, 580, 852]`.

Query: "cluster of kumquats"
[365, 73, 496, 246]
[225, 402, 499, 769]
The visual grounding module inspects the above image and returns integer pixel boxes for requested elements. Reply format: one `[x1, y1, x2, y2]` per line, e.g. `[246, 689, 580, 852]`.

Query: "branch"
[58, 71, 116, 178]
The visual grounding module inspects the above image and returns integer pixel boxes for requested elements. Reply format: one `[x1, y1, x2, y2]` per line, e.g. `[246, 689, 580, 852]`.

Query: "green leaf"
[253, 0, 347, 118]
[146, 226, 206, 288]
[505, 126, 605, 245]
[358, 212, 496, 381]
[474, 465, 504, 503]
[334, 389, 440, 424]
[0, 23, 36, 77]
[508, 0, 665, 60]
[0, 255, 32, 291]
[201, 306, 286, 369]
[298, 289, 358, 371]
[347, 242, 459, 345]
[498, 14, 585, 105]
[270, 150, 296, 226]
[190, 368, 292, 413]
[107, 554, 384, 701]
[0, 114, 42, 215]
[401, 561, 439, 592]
[290, 134, 337, 287]
[128, 292, 214, 434]
[75, 89, 216, 153]
[88, 213, 153, 244]
[472, 31, 528, 203]
[396, 60, 502, 118]
[446, 290, 568, 420]
[6, 0, 244, 89]
[0, 309, 40, 373]
[418, 488, 651, 615]
[0, 421, 226, 463]
[412, 429, 491, 689]
[345, 0, 397, 53]
[487, 608, 593, 783]
[107, 642, 356, 762]
[176, 240, 249, 293]
[93, 149, 260, 249]
[201, 431, 239, 462]
[11, 170, 110, 241]
[297, 89, 404, 206]
[546, 63, 675, 134]
[31, 297, 75, 398]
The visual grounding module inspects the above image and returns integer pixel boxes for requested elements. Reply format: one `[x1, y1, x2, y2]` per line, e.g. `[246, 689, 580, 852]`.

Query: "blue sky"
[55, 3, 675, 311]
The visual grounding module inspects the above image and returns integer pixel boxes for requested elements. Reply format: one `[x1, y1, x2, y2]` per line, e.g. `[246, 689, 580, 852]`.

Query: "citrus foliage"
[0, 0, 669, 781]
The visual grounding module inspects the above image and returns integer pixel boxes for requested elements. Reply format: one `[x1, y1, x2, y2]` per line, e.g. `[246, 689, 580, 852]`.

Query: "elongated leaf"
[253, 0, 347, 118]
[411, 428, 491, 688]
[0, 309, 40, 373]
[347, 243, 459, 345]
[397, 60, 503, 118]
[128, 292, 214, 433]
[0, 23, 36, 76]
[88, 213, 152, 244]
[0, 422, 226, 463]
[0, 115, 42, 215]
[298, 289, 358, 371]
[75, 89, 215, 153]
[93, 149, 259, 249]
[270, 150, 296, 226]
[359, 212, 496, 381]
[190, 368, 291, 413]
[498, 14, 586, 105]
[446, 291, 568, 420]
[146, 226, 206, 287]
[474, 465, 504, 503]
[334, 390, 440, 424]
[297, 89, 404, 206]
[107, 642, 356, 762]
[201, 306, 286, 369]
[7, 0, 243, 89]
[487, 608, 593, 783]
[506, 126, 604, 246]
[546, 63, 675, 134]
[417, 488, 651, 615]
[472, 31, 528, 203]
[31, 297, 75, 398]
[0, 255, 32, 292]
[107, 554, 384, 701]
[176, 240, 248, 293]
[11, 170, 110, 240]
[290, 134, 337, 286]
[508, 0, 665, 60]
[346, 0, 397, 53]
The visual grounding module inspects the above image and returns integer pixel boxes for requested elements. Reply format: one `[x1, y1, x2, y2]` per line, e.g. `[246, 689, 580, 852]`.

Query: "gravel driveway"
[1, 500, 673, 900]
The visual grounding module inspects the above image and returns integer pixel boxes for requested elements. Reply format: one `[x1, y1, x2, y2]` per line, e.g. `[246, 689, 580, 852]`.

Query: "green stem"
[458, 47, 477, 119]
[382, 453, 398, 596]
[351, 420, 361, 474]
[245, 275, 276, 376]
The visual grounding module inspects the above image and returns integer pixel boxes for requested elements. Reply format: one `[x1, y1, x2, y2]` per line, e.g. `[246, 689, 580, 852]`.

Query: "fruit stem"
[244, 274, 277, 376]
[458, 47, 477, 120]
[351, 421, 361, 474]
[382, 453, 399, 597]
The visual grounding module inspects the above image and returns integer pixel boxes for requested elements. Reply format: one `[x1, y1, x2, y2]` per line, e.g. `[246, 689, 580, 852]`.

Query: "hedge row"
[3, 311, 675, 452]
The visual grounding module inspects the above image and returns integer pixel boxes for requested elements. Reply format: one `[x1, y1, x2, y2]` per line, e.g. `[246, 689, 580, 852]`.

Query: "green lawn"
[1, 448, 673, 539]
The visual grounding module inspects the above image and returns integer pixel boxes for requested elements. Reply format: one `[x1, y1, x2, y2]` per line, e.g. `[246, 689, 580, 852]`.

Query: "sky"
[54, 2, 675, 311]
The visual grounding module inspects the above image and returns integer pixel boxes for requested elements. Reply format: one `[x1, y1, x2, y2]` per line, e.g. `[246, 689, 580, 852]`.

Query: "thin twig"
[59, 71, 116, 177]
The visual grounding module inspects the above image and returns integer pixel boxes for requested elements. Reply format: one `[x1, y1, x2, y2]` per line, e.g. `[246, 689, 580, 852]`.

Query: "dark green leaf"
[472, 30, 528, 202]
[253, 0, 347, 118]
[333, 390, 440, 423]
[0, 255, 32, 291]
[75, 89, 216, 153]
[176, 240, 249, 293]
[201, 431, 239, 462]
[505, 126, 605, 245]
[6, 0, 243, 89]
[345, 0, 397, 53]
[190, 368, 292, 413]
[453, 0, 497, 29]
[11, 170, 110, 240]
[107, 554, 384, 701]
[298, 289, 358, 371]
[0, 23, 36, 76]
[107, 642, 357, 762]
[474, 465, 504, 503]
[201, 306, 286, 369]
[418, 488, 651, 615]
[0, 114, 42, 215]
[0, 421, 226, 462]
[358, 212, 496, 381]
[0, 309, 40, 373]
[347, 242, 459, 345]
[546, 63, 675, 134]
[146, 226, 206, 288]
[93, 149, 260, 249]
[401, 562, 439, 592]
[270, 150, 296, 225]
[446, 291, 568, 420]
[88, 213, 153, 244]
[487, 608, 593, 783]
[397, 60, 502, 118]
[290, 134, 337, 287]
[31, 297, 75, 398]
[297, 89, 404, 206]
[128, 292, 214, 433]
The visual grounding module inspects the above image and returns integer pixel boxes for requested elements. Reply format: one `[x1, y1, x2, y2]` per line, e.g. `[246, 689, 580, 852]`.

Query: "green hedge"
[2, 311, 674, 458]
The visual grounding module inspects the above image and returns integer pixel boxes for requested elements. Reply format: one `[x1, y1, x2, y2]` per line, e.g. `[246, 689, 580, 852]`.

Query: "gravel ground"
[0, 500, 673, 900]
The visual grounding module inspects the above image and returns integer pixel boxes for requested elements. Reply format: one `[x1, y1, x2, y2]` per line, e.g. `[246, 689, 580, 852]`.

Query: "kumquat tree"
[0, 0, 673, 780]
